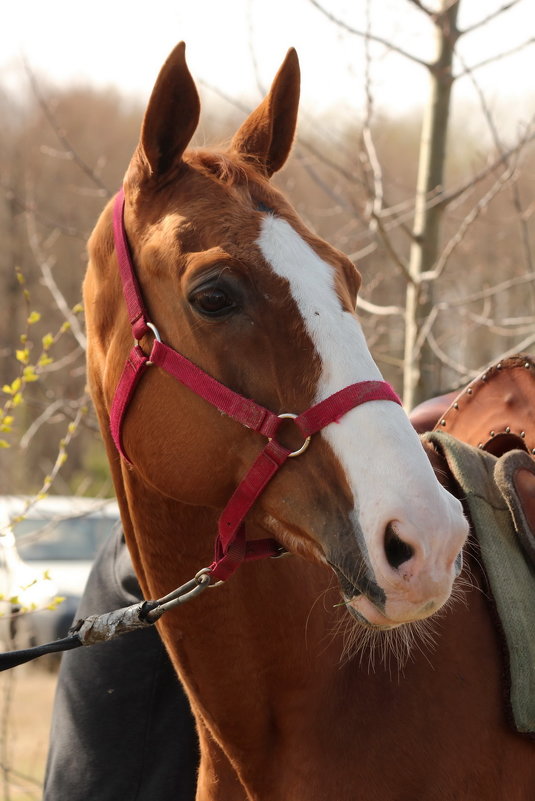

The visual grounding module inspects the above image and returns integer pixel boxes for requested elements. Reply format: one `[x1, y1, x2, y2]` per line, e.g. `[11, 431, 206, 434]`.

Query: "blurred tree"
[1, 0, 534, 496]
[306, 0, 534, 405]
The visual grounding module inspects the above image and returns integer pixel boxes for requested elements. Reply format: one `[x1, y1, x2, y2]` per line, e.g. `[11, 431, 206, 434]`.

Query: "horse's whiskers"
[305, 582, 339, 655]
[334, 608, 439, 676]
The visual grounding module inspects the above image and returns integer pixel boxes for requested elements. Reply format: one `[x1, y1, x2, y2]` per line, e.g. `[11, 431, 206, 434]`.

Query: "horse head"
[84, 43, 468, 630]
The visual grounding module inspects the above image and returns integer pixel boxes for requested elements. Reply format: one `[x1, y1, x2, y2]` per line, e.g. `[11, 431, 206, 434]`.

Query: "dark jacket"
[44, 527, 198, 800]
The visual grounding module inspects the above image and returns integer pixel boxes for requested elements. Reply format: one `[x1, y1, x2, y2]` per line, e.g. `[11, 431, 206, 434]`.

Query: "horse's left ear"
[126, 42, 200, 188]
[230, 49, 300, 178]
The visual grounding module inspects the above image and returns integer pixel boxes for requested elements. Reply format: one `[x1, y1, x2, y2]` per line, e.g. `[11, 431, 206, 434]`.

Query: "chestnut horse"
[84, 44, 534, 799]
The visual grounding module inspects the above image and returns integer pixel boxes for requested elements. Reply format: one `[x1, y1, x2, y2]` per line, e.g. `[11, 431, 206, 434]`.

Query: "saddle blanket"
[423, 431, 535, 735]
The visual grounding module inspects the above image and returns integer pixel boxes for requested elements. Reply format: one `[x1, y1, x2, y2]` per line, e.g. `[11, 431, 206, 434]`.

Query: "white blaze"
[256, 215, 464, 560]
[257, 215, 382, 394]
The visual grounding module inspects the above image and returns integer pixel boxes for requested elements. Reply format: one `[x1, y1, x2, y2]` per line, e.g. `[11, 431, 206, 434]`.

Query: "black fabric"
[44, 526, 199, 801]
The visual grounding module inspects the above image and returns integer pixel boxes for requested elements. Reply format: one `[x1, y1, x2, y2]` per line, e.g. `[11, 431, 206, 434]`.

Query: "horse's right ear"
[230, 49, 300, 178]
[126, 42, 200, 189]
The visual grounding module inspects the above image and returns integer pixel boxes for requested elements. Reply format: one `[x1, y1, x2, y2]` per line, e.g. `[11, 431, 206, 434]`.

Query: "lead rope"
[0, 567, 214, 671]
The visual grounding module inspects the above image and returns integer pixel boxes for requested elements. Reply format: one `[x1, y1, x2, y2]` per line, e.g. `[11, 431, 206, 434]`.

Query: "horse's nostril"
[384, 523, 415, 570]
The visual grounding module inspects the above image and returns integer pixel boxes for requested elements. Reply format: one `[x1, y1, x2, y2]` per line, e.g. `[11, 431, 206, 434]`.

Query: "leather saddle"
[410, 354, 535, 568]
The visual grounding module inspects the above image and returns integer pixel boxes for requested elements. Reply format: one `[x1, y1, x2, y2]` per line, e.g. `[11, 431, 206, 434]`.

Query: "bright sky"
[1, 0, 533, 133]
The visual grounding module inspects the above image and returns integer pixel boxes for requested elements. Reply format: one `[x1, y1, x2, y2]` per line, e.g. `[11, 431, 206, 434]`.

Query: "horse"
[83, 43, 535, 800]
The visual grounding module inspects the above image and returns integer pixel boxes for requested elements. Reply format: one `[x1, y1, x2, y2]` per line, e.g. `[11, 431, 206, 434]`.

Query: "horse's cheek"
[118, 373, 247, 505]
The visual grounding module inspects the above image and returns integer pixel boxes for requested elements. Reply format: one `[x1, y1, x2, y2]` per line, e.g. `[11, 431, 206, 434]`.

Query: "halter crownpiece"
[111, 189, 402, 582]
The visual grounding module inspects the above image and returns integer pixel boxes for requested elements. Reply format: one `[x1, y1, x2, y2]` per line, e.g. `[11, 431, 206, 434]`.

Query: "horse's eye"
[190, 286, 236, 317]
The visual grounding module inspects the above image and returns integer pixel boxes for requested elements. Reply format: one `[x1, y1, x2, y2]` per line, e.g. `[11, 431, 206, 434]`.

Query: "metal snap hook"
[195, 567, 224, 588]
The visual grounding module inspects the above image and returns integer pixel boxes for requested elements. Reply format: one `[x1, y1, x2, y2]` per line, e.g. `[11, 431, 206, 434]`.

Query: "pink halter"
[110, 189, 402, 582]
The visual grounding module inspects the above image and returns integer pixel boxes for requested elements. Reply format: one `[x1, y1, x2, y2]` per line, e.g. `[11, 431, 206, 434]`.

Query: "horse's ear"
[230, 49, 300, 178]
[126, 42, 200, 187]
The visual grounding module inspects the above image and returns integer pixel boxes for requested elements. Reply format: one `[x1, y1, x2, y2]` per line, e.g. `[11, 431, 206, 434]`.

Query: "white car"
[0, 496, 119, 652]
[0, 520, 56, 650]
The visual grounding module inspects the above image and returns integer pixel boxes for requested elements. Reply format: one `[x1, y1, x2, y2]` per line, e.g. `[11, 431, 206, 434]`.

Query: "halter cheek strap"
[110, 189, 402, 582]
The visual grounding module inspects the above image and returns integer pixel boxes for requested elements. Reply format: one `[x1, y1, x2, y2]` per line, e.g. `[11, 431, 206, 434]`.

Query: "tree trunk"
[403, 0, 460, 409]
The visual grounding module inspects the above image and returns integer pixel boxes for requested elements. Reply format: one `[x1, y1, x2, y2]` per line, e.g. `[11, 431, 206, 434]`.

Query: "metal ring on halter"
[135, 322, 161, 364]
[134, 321, 161, 347]
[270, 413, 312, 458]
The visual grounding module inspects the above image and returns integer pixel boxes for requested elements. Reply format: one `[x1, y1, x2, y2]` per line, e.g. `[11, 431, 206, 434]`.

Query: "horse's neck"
[113, 469, 526, 801]
[117, 467, 340, 756]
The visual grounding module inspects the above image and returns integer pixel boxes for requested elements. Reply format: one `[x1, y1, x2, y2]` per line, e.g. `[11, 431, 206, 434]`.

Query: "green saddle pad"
[423, 431, 535, 735]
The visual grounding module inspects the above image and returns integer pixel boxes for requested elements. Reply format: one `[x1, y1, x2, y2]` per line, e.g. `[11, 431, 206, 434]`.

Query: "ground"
[0, 664, 56, 800]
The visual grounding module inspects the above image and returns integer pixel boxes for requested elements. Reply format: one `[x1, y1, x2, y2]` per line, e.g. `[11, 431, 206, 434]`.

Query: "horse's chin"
[344, 595, 403, 631]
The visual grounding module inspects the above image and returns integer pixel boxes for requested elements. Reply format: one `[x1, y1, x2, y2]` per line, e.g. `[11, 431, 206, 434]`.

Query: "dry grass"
[0, 665, 57, 801]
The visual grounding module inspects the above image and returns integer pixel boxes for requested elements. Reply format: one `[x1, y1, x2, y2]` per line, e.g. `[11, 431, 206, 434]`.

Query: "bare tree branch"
[492, 331, 535, 359]
[374, 351, 406, 370]
[306, 0, 432, 69]
[197, 77, 251, 115]
[456, 307, 535, 336]
[23, 60, 112, 198]
[441, 272, 535, 307]
[245, 0, 265, 97]
[456, 38, 535, 78]
[355, 0, 415, 285]
[370, 129, 534, 241]
[437, 129, 535, 209]
[454, 43, 535, 284]
[20, 399, 66, 449]
[25, 201, 87, 350]
[459, 0, 524, 36]
[406, 0, 435, 17]
[357, 296, 405, 316]
[413, 305, 439, 361]
[371, 212, 415, 283]
[422, 165, 518, 281]
[349, 241, 378, 262]
[360, 0, 385, 229]
[426, 329, 480, 380]
[369, 130, 535, 235]
[38, 346, 85, 374]
[199, 76, 370, 201]
[296, 154, 364, 223]
[498, 315, 535, 326]
[1, 181, 87, 239]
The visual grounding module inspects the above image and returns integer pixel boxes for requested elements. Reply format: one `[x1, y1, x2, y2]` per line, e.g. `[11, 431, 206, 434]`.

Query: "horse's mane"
[187, 149, 266, 185]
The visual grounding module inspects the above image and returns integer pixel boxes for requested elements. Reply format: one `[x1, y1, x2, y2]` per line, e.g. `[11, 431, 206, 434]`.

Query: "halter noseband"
[110, 189, 402, 582]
